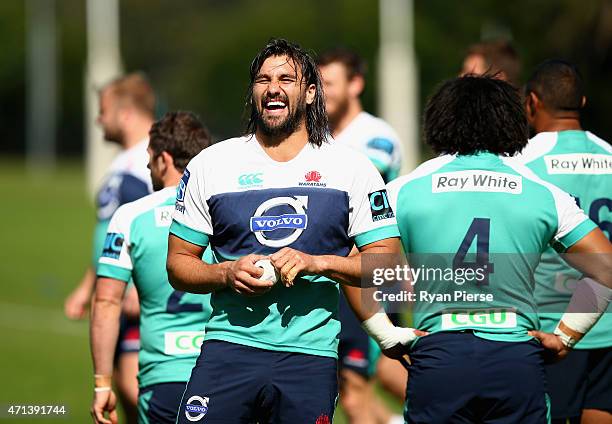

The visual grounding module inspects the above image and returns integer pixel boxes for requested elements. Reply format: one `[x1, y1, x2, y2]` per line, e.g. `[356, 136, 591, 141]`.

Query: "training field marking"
[0, 301, 88, 337]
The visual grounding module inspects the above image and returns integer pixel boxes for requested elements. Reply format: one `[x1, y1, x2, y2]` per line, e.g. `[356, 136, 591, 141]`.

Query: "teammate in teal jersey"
[318, 47, 405, 424]
[387, 75, 612, 423]
[166, 39, 417, 424]
[519, 60, 612, 424]
[90, 111, 213, 424]
[66, 73, 156, 422]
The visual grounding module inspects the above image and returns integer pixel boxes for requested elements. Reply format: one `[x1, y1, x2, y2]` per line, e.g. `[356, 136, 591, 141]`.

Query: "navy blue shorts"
[338, 292, 379, 379]
[176, 340, 338, 424]
[405, 332, 550, 424]
[138, 382, 186, 424]
[114, 315, 140, 363]
[545, 346, 612, 419]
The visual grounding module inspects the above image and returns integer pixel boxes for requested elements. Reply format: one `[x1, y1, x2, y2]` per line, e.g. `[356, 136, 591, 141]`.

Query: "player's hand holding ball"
[226, 254, 276, 296]
[269, 247, 320, 287]
[255, 259, 280, 284]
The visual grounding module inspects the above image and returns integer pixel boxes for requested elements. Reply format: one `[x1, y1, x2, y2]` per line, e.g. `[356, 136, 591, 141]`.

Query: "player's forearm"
[564, 228, 612, 288]
[315, 239, 400, 287]
[314, 254, 363, 286]
[166, 252, 229, 293]
[75, 267, 96, 293]
[342, 284, 380, 321]
[554, 277, 612, 348]
[89, 297, 121, 376]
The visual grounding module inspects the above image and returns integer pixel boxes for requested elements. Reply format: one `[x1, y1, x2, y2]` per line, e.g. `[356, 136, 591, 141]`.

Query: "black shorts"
[406, 332, 549, 424]
[138, 382, 187, 424]
[545, 346, 612, 419]
[177, 340, 338, 423]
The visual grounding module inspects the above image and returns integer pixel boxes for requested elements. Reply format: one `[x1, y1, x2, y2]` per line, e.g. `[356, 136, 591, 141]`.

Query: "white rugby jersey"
[96, 138, 152, 221]
[170, 135, 399, 358]
[92, 138, 153, 266]
[334, 112, 402, 182]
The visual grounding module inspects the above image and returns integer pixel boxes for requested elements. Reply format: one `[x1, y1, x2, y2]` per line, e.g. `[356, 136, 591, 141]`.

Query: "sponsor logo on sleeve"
[368, 190, 395, 221]
[175, 169, 190, 213]
[432, 171, 522, 194]
[366, 137, 395, 155]
[177, 169, 190, 202]
[101, 232, 124, 259]
[544, 154, 612, 175]
[184, 396, 209, 422]
[250, 196, 308, 247]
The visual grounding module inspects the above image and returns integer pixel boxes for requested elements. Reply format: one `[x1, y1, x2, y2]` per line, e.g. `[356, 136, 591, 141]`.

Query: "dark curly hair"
[245, 38, 329, 147]
[149, 111, 212, 171]
[424, 75, 528, 156]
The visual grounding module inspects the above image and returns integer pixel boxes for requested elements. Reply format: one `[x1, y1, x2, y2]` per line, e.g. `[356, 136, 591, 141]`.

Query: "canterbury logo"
[238, 173, 263, 186]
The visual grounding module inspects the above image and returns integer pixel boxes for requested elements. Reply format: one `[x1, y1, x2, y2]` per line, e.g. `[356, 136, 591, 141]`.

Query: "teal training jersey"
[387, 152, 597, 342]
[518, 130, 612, 349]
[170, 137, 400, 358]
[98, 186, 212, 388]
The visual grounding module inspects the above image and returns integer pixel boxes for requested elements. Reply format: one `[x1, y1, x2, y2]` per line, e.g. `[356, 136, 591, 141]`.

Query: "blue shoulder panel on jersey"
[97, 263, 132, 283]
[553, 219, 598, 253]
[354, 224, 400, 248]
[119, 174, 150, 205]
[367, 137, 395, 155]
[169, 220, 210, 247]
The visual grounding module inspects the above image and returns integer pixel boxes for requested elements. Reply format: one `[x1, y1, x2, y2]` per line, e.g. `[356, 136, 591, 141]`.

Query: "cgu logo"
[251, 214, 306, 231]
[165, 331, 205, 355]
[442, 309, 517, 329]
[304, 170, 321, 182]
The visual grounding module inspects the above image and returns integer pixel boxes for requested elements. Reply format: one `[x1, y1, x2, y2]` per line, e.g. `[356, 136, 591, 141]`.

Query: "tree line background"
[1, 0, 611, 157]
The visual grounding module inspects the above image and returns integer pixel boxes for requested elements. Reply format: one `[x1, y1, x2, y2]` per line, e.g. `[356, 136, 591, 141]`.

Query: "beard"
[326, 96, 349, 131]
[151, 175, 164, 191]
[255, 93, 307, 139]
[103, 126, 124, 145]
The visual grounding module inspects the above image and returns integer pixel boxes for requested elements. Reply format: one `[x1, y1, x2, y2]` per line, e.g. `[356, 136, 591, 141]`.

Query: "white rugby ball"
[255, 259, 279, 284]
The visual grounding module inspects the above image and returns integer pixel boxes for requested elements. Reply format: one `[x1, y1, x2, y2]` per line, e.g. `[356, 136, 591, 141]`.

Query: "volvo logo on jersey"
[250, 196, 308, 247]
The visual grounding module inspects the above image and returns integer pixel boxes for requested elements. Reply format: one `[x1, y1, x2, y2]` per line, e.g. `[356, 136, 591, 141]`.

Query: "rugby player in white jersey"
[166, 38, 420, 423]
[319, 48, 405, 424]
[65, 73, 155, 422]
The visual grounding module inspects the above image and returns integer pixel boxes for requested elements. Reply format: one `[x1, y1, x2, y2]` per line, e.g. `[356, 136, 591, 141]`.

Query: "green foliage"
[2, 0, 611, 155]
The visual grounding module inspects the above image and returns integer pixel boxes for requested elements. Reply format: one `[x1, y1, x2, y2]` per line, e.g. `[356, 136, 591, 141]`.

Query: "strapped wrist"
[94, 374, 112, 388]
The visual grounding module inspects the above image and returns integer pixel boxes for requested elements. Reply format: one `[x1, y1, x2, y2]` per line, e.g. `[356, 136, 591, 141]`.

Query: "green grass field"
[0, 159, 95, 423]
[0, 159, 402, 423]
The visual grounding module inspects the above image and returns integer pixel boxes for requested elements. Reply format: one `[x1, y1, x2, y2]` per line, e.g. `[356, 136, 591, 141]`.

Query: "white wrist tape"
[555, 278, 612, 348]
[94, 387, 111, 393]
[361, 309, 418, 350]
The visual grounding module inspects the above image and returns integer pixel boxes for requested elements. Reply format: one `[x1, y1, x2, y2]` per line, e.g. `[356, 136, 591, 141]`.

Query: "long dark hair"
[424, 75, 528, 156]
[245, 38, 329, 147]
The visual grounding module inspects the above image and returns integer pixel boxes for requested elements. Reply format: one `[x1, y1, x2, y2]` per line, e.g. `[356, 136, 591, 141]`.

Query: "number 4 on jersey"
[453, 218, 495, 286]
